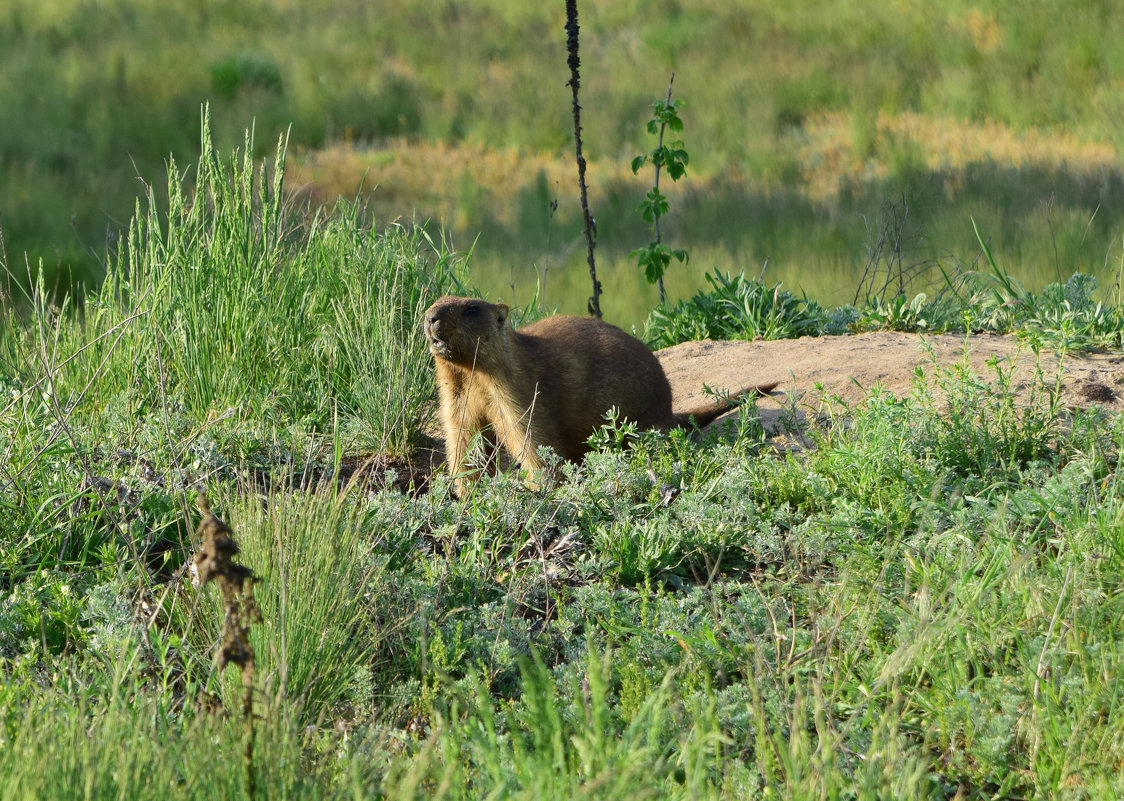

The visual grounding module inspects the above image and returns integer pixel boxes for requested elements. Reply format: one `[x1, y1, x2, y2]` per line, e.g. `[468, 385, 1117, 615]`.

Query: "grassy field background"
[4, 0, 1124, 324]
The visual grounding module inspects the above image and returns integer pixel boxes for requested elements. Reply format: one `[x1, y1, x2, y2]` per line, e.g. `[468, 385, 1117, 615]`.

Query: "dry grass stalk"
[192, 492, 262, 798]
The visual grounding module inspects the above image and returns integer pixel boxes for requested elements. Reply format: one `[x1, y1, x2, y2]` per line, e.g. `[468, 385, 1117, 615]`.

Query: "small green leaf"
[631, 155, 646, 173]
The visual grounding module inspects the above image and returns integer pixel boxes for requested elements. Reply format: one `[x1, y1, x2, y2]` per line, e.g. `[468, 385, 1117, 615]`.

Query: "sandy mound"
[658, 332, 1124, 437]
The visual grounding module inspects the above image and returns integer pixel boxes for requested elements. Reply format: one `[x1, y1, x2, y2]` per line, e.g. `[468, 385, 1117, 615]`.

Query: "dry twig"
[192, 492, 262, 798]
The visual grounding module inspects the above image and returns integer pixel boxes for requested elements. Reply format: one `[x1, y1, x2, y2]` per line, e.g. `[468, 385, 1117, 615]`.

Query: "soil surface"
[658, 332, 1124, 441]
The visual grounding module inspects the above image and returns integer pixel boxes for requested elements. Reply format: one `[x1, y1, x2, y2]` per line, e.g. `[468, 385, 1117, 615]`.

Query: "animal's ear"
[495, 303, 509, 327]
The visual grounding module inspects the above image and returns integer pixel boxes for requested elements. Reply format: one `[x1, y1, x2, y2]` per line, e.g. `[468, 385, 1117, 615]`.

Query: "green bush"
[209, 53, 284, 99]
[644, 271, 831, 346]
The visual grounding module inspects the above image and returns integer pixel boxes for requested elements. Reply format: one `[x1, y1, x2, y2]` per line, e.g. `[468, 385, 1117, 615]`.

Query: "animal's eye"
[465, 304, 480, 316]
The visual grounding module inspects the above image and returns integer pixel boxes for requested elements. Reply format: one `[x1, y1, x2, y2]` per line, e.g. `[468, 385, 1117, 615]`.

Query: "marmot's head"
[423, 296, 510, 366]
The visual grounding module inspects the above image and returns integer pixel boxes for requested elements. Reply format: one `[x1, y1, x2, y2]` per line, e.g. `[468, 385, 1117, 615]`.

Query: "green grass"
[641, 261, 1124, 352]
[4, 0, 1124, 326]
[5, 124, 1124, 799]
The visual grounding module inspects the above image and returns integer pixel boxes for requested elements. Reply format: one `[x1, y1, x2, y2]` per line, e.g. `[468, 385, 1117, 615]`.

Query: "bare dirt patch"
[658, 332, 1124, 438]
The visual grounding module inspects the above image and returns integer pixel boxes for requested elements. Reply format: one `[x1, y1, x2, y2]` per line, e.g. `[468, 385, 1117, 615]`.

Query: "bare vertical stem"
[565, 0, 602, 318]
[192, 493, 262, 799]
[0, 213, 12, 308]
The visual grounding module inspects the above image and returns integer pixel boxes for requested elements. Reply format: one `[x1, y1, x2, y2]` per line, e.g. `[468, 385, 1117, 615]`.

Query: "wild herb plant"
[857, 290, 957, 333]
[631, 76, 689, 305]
[643, 251, 1123, 351]
[644, 270, 830, 347]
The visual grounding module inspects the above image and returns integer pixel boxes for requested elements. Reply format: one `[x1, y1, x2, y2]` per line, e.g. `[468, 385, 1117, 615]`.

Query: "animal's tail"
[672, 382, 779, 428]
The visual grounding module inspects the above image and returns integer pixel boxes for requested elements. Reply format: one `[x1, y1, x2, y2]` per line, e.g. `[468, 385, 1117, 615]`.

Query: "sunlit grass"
[798, 110, 1121, 202]
[7, 0, 1124, 315]
[290, 113, 1124, 327]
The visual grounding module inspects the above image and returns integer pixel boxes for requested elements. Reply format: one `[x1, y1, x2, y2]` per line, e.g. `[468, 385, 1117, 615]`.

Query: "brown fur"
[423, 295, 775, 494]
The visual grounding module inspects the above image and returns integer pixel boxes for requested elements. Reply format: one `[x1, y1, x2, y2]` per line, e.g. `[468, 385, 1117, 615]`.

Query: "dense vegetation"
[4, 0, 1124, 323]
[3, 124, 1124, 799]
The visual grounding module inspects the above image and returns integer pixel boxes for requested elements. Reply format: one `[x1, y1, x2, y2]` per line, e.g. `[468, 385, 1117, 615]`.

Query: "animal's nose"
[425, 311, 440, 325]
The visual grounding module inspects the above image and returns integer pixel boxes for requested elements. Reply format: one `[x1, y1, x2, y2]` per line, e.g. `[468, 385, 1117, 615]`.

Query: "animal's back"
[515, 315, 675, 458]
